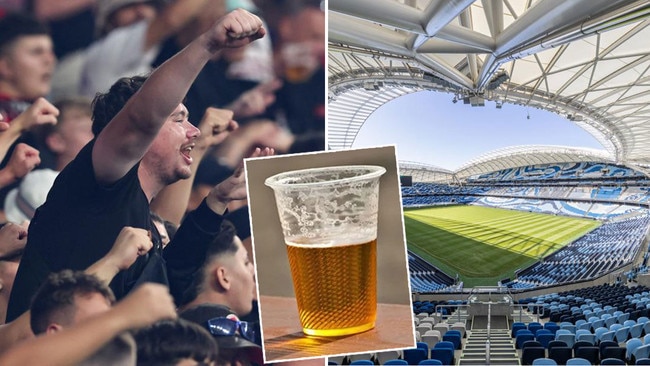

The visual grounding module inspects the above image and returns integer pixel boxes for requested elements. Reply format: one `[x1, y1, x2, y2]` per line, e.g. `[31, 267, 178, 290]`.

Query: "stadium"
[328, 1, 650, 365]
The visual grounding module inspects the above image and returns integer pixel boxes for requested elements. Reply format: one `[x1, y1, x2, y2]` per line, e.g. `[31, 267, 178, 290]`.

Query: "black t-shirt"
[6, 140, 160, 322]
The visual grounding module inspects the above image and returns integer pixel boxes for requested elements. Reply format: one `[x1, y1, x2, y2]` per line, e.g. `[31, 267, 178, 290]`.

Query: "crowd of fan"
[508, 215, 650, 290]
[0, 0, 325, 365]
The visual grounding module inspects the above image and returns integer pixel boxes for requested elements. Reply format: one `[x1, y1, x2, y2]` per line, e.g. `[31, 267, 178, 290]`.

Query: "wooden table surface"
[260, 295, 416, 362]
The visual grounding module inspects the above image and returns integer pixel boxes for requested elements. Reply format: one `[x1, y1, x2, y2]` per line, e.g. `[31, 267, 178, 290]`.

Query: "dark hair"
[133, 319, 219, 366]
[0, 13, 50, 55]
[91, 76, 147, 136]
[80, 333, 136, 366]
[180, 220, 238, 306]
[30, 270, 115, 334]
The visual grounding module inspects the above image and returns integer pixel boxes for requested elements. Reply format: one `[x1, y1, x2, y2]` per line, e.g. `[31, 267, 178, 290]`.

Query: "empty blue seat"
[532, 358, 558, 366]
[403, 349, 427, 366]
[536, 333, 555, 348]
[512, 323, 527, 338]
[384, 360, 408, 365]
[528, 322, 543, 334]
[566, 358, 591, 365]
[522, 347, 546, 365]
[442, 332, 461, 350]
[627, 338, 643, 361]
[600, 358, 625, 365]
[634, 344, 650, 363]
[430, 348, 453, 365]
[418, 359, 443, 365]
[434, 341, 455, 350]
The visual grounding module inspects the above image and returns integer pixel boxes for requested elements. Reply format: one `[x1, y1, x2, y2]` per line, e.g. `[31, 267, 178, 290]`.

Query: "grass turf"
[404, 205, 601, 287]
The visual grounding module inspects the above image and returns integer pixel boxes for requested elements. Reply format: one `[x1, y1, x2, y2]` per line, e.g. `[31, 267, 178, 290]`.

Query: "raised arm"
[0, 98, 58, 162]
[86, 226, 153, 285]
[0, 226, 153, 355]
[92, 9, 265, 184]
[0, 283, 176, 365]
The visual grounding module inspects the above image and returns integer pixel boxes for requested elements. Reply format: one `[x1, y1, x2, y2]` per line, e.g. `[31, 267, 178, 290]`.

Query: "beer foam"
[286, 236, 375, 248]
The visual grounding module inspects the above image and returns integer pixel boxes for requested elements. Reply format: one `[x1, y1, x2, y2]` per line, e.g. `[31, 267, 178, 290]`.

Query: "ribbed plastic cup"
[265, 165, 386, 336]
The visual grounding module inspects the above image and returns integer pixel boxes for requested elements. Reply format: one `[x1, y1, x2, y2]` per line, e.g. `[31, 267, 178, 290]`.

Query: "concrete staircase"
[458, 316, 520, 365]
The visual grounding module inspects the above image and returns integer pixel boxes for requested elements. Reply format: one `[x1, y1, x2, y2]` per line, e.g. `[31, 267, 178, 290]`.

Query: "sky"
[351, 90, 606, 171]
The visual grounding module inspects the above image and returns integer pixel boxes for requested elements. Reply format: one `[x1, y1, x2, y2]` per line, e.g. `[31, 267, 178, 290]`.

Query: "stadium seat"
[350, 361, 374, 366]
[421, 333, 440, 350]
[627, 338, 644, 361]
[416, 342, 429, 358]
[575, 330, 596, 345]
[521, 346, 546, 365]
[517, 332, 535, 349]
[601, 347, 627, 363]
[536, 333, 555, 348]
[528, 322, 543, 334]
[566, 358, 591, 365]
[600, 358, 626, 365]
[418, 360, 443, 366]
[634, 344, 650, 363]
[403, 349, 427, 366]
[442, 330, 462, 349]
[430, 348, 453, 366]
[532, 358, 558, 366]
[549, 347, 573, 365]
[512, 322, 527, 338]
[384, 360, 408, 365]
[376, 351, 400, 365]
[574, 346, 599, 365]
[555, 330, 575, 348]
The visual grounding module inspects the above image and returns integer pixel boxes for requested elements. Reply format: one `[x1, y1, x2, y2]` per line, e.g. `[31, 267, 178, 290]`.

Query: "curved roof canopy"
[399, 161, 455, 182]
[454, 145, 613, 179]
[328, 0, 650, 173]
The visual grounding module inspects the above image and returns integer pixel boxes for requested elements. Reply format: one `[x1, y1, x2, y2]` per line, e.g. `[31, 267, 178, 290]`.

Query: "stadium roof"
[328, 0, 650, 176]
[399, 161, 455, 182]
[455, 145, 614, 179]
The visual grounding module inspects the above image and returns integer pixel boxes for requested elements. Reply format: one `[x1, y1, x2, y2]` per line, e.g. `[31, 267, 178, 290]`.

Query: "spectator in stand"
[0, 222, 27, 324]
[0, 13, 55, 122]
[0, 225, 154, 353]
[180, 220, 256, 318]
[6, 8, 269, 322]
[79, 0, 213, 98]
[0, 282, 176, 365]
[133, 319, 219, 366]
[180, 303, 263, 366]
[3, 98, 94, 224]
[29, 270, 115, 335]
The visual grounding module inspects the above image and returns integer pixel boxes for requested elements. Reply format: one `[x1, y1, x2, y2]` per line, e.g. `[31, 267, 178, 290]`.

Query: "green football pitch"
[404, 205, 601, 287]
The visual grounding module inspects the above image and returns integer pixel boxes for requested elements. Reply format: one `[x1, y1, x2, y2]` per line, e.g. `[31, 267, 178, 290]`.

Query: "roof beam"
[477, 0, 635, 89]
[482, 0, 504, 38]
[411, 0, 476, 50]
[329, 12, 413, 56]
[329, 0, 424, 34]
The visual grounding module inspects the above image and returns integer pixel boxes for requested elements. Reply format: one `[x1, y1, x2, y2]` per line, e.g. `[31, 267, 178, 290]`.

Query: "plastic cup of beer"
[265, 165, 386, 337]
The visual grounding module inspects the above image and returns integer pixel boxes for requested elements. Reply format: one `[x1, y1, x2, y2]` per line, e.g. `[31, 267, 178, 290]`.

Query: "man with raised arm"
[6, 8, 268, 322]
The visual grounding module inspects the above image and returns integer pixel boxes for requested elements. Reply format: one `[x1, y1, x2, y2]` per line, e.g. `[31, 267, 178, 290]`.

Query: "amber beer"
[265, 165, 385, 336]
[286, 238, 377, 336]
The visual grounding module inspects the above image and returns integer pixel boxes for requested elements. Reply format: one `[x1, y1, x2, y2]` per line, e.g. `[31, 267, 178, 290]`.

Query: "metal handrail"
[511, 303, 543, 323]
[433, 304, 469, 324]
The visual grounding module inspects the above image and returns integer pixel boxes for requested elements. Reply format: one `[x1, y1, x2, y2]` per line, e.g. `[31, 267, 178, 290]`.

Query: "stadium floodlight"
[487, 71, 510, 90]
[470, 96, 485, 107]
[362, 81, 380, 91]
